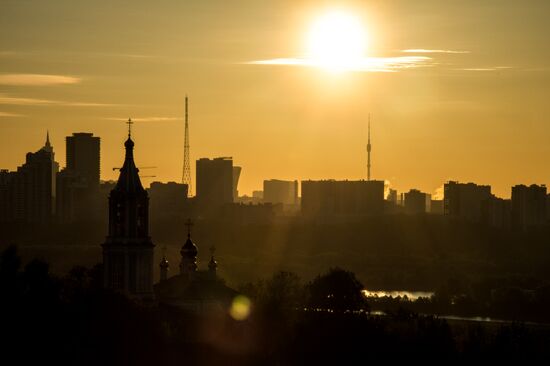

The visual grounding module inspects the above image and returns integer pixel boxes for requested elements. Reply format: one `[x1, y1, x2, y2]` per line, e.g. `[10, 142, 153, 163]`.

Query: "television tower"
[182, 96, 192, 196]
[367, 114, 372, 181]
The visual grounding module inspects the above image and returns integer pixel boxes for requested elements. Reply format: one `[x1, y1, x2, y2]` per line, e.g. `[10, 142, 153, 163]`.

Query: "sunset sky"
[1, 0, 549, 198]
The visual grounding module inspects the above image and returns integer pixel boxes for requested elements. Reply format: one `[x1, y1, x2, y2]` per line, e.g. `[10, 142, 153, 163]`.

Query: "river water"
[363, 290, 434, 300]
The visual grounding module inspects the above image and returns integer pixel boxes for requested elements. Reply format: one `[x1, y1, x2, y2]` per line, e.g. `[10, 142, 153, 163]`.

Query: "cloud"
[0, 95, 55, 105]
[0, 111, 24, 117]
[457, 66, 512, 71]
[247, 56, 433, 72]
[0, 51, 18, 57]
[0, 94, 115, 107]
[0, 73, 81, 86]
[104, 117, 183, 122]
[401, 49, 470, 54]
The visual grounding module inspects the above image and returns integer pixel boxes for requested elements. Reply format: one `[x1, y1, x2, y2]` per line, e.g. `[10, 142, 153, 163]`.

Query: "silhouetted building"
[56, 132, 101, 222]
[220, 202, 281, 224]
[481, 195, 511, 228]
[444, 181, 491, 222]
[232, 166, 241, 201]
[155, 224, 238, 312]
[387, 189, 398, 205]
[56, 168, 89, 222]
[102, 130, 154, 300]
[263, 179, 298, 206]
[196, 157, 234, 208]
[66, 132, 100, 188]
[404, 189, 431, 214]
[0, 169, 16, 222]
[236, 191, 263, 205]
[148, 181, 188, 220]
[430, 200, 444, 214]
[511, 184, 547, 229]
[301, 180, 384, 216]
[1, 133, 59, 223]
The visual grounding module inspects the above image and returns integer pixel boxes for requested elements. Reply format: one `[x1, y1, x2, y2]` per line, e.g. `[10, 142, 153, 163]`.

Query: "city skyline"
[2, 1, 550, 197]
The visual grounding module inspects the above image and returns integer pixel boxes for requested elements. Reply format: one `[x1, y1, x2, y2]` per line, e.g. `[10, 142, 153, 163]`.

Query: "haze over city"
[2, 0, 550, 197]
[2, 1, 550, 364]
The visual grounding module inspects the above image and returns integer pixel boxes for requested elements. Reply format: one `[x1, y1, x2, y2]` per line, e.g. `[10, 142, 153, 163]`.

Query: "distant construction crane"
[182, 95, 192, 196]
[112, 166, 157, 171]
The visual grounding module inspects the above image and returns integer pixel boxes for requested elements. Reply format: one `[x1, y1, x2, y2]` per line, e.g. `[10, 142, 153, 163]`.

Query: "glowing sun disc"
[307, 11, 368, 71]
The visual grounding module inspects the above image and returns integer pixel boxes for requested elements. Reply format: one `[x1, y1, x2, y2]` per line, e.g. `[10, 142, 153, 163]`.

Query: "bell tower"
[102, 119, 155, 300]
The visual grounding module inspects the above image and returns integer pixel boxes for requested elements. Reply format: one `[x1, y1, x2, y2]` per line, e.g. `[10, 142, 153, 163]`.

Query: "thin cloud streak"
[457, 66, 512, 71]
[402, 49, 470, 54]
[247, 56, 432, 72]
[0, 94, 115, 107]
[0, 111, 24, 117]
[0, 74, 81, 86]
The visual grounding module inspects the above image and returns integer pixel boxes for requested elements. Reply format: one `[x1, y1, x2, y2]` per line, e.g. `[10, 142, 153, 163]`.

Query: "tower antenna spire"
[367, 114, 372, 181]
[182, 95, 192, 195]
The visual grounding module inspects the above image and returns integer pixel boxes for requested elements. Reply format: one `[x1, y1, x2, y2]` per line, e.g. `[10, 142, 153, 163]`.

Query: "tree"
[307, 267, 369, 313]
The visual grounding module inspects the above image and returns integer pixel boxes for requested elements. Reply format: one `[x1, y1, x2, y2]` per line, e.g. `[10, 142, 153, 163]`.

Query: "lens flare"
[229, 295, 251, 321]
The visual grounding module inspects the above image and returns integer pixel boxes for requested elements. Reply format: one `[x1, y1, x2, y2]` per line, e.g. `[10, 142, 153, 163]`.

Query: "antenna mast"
[367, 114, 372, 181]
[182, 96, 192, 195]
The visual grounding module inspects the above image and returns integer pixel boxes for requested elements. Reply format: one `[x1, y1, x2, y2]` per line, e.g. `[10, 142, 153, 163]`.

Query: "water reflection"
[362, 290, 434, 300]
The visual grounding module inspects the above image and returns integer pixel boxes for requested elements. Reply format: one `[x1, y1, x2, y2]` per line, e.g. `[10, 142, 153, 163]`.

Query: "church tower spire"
[102, 122, 155, 300]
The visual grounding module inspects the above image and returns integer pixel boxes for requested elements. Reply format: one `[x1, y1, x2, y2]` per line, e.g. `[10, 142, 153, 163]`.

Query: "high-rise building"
[102, 125, 154, 300]
[511, 184, 547, 229]
[196, 157, 234, 207]
[301, 180, 384, 216]
[404, 189, 431, 214]
[148, 181, 188, 220]
[57, 132, 101, 222]
[232, 166, 242, 201]
[430, 200, 444, 214]
[0, 170, 15, 222]
[2, 133, 60, 223]
[66, 132, 100, 188]
[263, 179, 298, 206]
[481, 195, 511, 228]
[386, 189, 398, 205]
[443, 181, 491, 222]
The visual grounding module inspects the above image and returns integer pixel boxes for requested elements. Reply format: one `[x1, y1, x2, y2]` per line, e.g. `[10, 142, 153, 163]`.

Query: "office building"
[301, 180, 384, 216]
[196, 157, 234, 207]
[66, 132, 100, 188]
[511, 184, 547, 229]
[263, 179, 299, 206]
[404, 189, 431, 214]
[443, 181, 491, 222]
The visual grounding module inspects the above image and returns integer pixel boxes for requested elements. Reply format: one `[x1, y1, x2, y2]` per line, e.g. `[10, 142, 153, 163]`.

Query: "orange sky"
[1, 0, 549, 198]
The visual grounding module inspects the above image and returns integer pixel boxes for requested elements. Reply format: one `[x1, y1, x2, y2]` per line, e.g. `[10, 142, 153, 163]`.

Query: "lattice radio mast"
[182, 96, 192, 196]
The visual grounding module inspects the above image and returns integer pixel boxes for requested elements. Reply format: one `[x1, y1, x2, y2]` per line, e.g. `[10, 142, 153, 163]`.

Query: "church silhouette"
[102, 121, 237, 311]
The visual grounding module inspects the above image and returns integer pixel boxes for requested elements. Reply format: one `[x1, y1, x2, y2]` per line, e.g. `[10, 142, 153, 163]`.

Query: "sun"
[306, 11, 368, 72]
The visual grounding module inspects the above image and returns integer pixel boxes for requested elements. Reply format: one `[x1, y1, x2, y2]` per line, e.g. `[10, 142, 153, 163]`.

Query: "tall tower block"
[182, 96, 192, 196]
[367, 114, 372, 181]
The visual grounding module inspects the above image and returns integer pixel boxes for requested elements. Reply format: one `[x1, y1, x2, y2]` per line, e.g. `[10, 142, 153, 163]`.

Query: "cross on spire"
[185, 218, 193, 238]
[127, 118, 133, 138]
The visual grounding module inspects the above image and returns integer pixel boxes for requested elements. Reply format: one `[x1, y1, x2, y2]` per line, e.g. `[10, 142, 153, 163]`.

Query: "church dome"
[124, 137, 134, 149]
[160, 256, 169, 268]
[181, 236, 198, 257]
